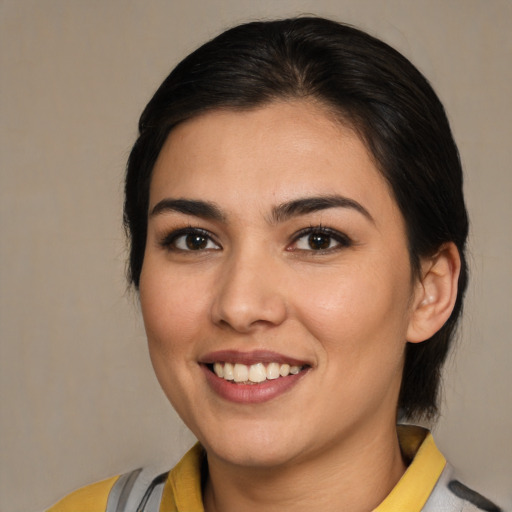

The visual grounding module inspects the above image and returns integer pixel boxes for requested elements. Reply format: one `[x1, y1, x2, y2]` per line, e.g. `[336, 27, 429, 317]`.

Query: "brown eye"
[185, 233, 209, 250]
[161, 228, 221, 252]
[292, 227, 352, 252]
[308, 233, 332, 250]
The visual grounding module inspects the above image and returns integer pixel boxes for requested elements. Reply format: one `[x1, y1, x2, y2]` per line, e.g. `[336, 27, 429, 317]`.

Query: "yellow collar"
[373, 425, 446, 511]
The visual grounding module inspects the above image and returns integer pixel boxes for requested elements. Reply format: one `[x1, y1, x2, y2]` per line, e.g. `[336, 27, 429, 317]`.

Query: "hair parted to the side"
[124, 17, 469, 421]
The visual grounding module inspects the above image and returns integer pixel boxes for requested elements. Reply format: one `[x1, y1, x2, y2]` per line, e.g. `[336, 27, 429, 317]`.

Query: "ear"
[407, 242, 461, 343]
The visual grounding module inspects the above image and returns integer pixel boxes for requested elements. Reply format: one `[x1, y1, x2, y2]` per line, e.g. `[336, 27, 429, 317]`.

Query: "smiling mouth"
[207, 362, 306, 384]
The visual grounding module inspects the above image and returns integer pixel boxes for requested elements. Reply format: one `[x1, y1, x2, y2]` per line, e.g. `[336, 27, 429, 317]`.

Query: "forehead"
[149, 101, 398, 223]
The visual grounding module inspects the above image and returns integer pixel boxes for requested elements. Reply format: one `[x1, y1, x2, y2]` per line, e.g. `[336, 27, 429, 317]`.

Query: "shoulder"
[423, 463, 503, 512]
[394, 426, 503, 512]
[46, 468, 171, 512]
[46, 475, 120, 512]
[45, 444, 204, 512]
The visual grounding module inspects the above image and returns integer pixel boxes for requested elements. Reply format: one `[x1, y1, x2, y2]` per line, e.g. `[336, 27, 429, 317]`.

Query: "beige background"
[1, 1, 511, 511]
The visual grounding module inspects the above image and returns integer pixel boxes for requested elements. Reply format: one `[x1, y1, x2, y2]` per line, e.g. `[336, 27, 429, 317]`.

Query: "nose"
[211, 249, 288, 333]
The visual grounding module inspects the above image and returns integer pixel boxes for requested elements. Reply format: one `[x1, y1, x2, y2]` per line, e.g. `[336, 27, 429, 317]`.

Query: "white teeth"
[266, 362, 280, 380]
[233, 363, 249, 382]
[211, 361, 304, 383]
[213, 362, 224, 378]
[249, 363, 267, 383]
[223, 362, 234, 380]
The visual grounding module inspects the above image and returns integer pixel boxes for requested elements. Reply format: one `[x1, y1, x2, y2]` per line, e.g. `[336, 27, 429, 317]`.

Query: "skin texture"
[139, 101, 460, 512]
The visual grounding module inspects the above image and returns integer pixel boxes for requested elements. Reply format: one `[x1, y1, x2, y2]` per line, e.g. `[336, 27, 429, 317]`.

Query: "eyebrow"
[270, 195, 374, 224]
[149, 195, 373, 224]
[150, 198, 226, 221]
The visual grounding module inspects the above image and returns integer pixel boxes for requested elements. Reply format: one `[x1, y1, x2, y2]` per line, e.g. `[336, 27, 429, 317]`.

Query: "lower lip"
[201, 365, 308, 404]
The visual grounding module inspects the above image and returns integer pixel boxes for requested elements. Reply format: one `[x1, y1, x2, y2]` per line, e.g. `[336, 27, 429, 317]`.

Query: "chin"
[195, 418, 308, 469]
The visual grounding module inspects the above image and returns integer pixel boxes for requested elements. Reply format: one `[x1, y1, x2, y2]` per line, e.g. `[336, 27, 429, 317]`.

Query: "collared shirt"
[47, 425, 501, 512]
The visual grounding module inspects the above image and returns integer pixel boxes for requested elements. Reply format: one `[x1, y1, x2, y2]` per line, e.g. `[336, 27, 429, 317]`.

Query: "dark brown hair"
[124, 17, 468, 420]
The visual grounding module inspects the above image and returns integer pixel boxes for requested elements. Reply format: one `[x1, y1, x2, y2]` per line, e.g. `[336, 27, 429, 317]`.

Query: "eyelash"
[159, 227, 221, 252]
[158, 225, 352, 253]
[289, 225, 353, 253]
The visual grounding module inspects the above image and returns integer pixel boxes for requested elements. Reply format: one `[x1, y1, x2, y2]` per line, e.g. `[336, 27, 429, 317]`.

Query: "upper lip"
[199, 349, 310, 367]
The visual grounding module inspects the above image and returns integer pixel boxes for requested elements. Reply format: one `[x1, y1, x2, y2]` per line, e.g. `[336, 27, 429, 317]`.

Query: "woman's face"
[139, 101, 420, 468]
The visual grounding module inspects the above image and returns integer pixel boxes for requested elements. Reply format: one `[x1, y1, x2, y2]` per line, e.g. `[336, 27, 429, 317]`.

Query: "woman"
[48, 17, 501, 512]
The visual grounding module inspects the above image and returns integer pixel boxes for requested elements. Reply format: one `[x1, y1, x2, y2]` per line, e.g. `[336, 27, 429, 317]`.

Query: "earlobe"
[407, 242, 461, 343]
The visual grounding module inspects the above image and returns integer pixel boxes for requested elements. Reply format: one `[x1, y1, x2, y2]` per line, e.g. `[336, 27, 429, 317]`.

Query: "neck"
[203, 421, 406, 512]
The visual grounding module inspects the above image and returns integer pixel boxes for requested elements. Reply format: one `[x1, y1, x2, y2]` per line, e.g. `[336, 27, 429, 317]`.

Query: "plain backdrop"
[1, 1, 511, 511]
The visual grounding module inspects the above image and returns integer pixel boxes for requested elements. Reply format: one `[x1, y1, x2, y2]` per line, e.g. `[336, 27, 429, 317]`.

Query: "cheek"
[294, 266, 411, 416]
[139, 265, 211, 359]
[139, 265, 211, 421]
[294, 260, 413, 357]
